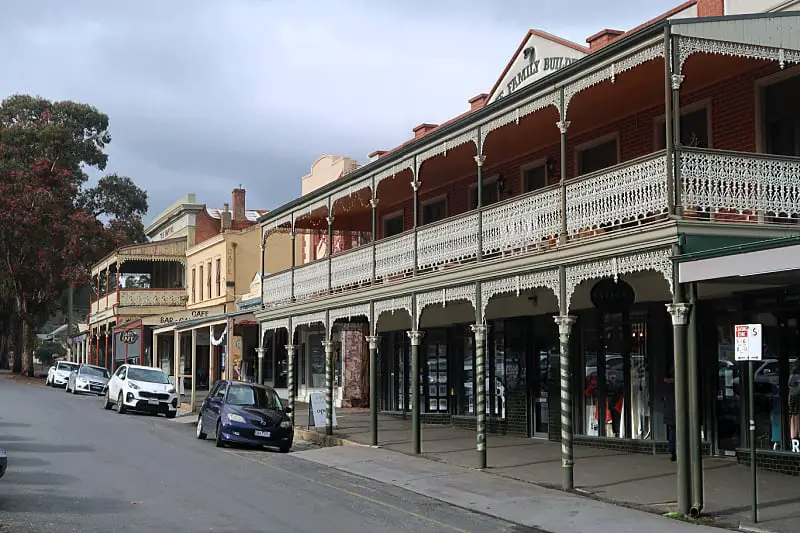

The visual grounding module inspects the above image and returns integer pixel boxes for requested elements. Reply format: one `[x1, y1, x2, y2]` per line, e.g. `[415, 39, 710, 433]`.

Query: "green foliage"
[35, 341, 66, 367]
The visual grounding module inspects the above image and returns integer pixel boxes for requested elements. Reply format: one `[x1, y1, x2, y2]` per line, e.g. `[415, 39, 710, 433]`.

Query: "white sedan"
[103, 364, 179, 418]
[45, 361, 80, 388]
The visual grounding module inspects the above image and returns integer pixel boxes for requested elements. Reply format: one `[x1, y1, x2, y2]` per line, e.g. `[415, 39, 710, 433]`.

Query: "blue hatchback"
[196, 380, 293, 452]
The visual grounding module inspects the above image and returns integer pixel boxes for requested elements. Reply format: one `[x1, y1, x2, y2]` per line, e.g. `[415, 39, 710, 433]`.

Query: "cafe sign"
[488, 32, 587, 104]
[119, 330, 139, 344]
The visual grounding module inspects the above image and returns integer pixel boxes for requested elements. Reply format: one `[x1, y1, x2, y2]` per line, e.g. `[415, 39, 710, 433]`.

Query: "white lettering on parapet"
[792, 439, 800, 453]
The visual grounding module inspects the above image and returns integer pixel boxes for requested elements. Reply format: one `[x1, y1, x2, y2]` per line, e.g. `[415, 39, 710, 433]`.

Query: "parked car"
[196, 380, 293, 452]
[45, 361, 79, 388]
[0, 448, 6, 479]
[103, 364, 178, 418]
[66, 364, 110, 395]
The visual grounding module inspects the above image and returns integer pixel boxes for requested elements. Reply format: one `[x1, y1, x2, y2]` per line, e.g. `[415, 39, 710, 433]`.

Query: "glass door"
[715, 324, 741, 454]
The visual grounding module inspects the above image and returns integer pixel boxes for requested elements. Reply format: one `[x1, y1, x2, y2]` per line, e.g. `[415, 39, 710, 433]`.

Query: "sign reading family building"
[488, 33, 587, 104]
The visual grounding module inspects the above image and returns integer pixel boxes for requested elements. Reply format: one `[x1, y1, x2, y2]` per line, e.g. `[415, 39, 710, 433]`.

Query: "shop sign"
[160, 309, 211, 324]
[307, 391, 337, 428]
[495, 47, 578, 101]
[734, 324, 762, 361]
[119, 330, 139, 344]
[590, 278, 635, 314]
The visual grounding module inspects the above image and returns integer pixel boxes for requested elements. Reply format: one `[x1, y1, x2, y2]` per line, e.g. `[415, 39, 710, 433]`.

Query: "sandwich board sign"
[308, 391, 337, 428]
[735, 324, 762, 361]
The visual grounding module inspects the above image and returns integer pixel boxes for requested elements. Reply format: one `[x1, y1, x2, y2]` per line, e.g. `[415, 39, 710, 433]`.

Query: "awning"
[676, 236, 800, 283]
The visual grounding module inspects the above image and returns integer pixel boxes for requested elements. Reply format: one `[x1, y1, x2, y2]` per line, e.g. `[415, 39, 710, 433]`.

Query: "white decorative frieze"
[119, 289, 185, 308]
[479, 91, 560, 147]
[375, 233, 415, 280]
[374, 297, 413, 321]
[261, 270, 292, 307]
[417, 214, 480, 271]
[566, 153, 668, 235]
[480, 269, 560, 317]
[292, 260, 328, 300]
[374, 158, 415, 190]
[293, 311, 327, 334]
[330, 246, 373, 290]
[329, 304, 371, 334]
[416, 130, 479, 173]
[416, 285, 476, 328]
[681, 149, 800, 219]
[564, 248, 673, 309]
[331, 182, 372, 210]
[482, 187, 560, 256]
[261, 318, 290, 344]
[676, 36, 800, 73]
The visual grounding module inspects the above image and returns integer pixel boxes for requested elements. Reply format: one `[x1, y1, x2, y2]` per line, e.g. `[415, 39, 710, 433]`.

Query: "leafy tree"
[79, 174, 149, 244]
[35, 341, 66, 368]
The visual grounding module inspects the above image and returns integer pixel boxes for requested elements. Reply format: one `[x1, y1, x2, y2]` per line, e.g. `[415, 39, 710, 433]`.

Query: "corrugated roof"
[206, 208, 268, 223]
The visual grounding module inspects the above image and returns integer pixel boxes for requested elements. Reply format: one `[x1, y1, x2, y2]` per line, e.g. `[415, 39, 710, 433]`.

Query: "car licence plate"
[254, 430, 270, 438]
[147, 399, 159, 405]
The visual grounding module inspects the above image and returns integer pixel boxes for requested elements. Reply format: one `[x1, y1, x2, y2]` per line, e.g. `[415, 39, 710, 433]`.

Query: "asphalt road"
[0, 376, 534, 533]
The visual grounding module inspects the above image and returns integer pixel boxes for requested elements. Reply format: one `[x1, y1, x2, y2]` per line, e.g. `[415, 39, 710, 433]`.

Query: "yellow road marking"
[223, 449, 471, 533]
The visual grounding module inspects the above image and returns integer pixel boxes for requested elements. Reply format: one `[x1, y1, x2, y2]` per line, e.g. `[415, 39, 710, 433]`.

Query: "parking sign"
[734, 324, 762, 361]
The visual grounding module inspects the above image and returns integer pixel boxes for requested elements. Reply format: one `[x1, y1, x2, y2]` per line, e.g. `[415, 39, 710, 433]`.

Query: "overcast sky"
[1, 0, 680, 224]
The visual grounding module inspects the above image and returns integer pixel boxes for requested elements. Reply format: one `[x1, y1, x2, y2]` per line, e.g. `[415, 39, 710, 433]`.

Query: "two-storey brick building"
[255, 1, 800, 513]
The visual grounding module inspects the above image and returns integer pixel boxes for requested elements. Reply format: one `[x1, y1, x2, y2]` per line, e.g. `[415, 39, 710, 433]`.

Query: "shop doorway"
[531, 340, 558, 438]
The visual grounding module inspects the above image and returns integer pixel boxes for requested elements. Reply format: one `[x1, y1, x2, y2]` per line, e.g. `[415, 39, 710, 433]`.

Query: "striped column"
[471, 324, 487, 469]
[554, 315, 576, 490]
[285, 344, 296, 425]
[407, 330, 423, 455]
[323, 340, 334, 436]
[366, 335, 380, 446]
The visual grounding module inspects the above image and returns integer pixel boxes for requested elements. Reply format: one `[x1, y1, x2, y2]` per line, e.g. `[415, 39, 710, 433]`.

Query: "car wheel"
[71, 384, 77, 395]
[165, 411, 176, 419]
[196, 415, 207, 440]
[215, 421, 225, 448]
[46, 376, 51, 387]
[279, 445, 290, 454]
[103, 390, 112, 410]
[116, 392, 127, 414]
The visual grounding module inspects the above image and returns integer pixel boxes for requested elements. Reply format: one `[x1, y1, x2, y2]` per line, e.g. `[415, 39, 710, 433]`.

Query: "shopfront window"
[460, 331, 475, 415]
[425, 330, 448, 413]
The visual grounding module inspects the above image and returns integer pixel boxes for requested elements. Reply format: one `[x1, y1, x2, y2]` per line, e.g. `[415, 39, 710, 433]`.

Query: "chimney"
[220, 203, 232, 231]
[697, 0, 724, 17]
[468, 93, 488, 112]
[232, 187, 246, 223]
[413, 123, 438, 139]
[586, 29, 624, 52]
[369, 150, 387, 162]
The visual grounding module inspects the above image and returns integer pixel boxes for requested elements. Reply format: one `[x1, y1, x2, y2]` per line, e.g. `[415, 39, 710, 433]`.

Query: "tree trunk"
[20, 304, 35, 377]
[11, 322, 22, 374]
[0, 333, 8, 370]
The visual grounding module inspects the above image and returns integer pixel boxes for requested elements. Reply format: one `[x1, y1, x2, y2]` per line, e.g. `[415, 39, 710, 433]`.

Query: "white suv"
[103, 364, 178, 418]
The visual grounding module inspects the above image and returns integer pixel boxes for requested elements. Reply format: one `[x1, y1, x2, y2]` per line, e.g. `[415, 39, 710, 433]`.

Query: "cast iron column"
[411, 173, 420, 276]
[670, 35, 684, 217]
[557, 116, 570, 244]
[408, 329, 423, 454]
[190, 328, 197, 413]
[667, 299, 692, 515]
[475, 130, 484, 261]
[326, 212, 334, 292]
[687, 284, 704, 514]
[290, 229, 296, 301]
[367, 334, 380, 446]
[323, 339, 334, 436]
[472, 324, 487, 469]
[555, 314, 576, 490]
[256, 347, 265, 385]
[286, 343, 296, 424]
[370, 196, 378, 283]
[173, 329, 180, 406]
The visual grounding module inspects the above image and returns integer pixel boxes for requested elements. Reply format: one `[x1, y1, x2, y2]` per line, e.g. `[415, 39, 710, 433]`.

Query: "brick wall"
[373, 62, 780, 233]
[194, 209, 220, 246]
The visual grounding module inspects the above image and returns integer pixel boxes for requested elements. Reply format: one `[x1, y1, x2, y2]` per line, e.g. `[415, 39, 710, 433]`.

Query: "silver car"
[66, 364, 110, 395]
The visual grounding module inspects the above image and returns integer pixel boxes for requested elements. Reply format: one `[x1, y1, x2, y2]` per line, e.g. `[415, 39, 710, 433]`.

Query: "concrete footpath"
[294, 445, 721, 533]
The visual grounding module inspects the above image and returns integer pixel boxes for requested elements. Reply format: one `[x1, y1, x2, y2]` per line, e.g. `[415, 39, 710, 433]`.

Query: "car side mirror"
[120, 376, 126, 381]
[284, 406, 292, 414]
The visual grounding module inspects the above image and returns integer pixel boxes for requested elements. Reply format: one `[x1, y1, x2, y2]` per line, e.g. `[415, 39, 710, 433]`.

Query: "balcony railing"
[90, 289, 186, 315]
[262, 149, 800, 307]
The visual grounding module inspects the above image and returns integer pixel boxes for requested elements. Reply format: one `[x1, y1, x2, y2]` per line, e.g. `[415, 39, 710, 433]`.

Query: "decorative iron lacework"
[331, 182, 372, 210]
[373, 158, 415, 189]
[293, 311, 327, 334]
[304, 196, 329, 216]
[479, 91, 560, 147]
[374, 297, 413, 322]
[329, 304, 371, 333]
[564, 248, 673, 309]
[415, 285, 476, 328]
[375, 233, 414, 279]
[480, 269, 560, 318]
[292, 260, 328, 300]
[482, 187, 560, 255]
[564, 41, 663, 113]
[261, 270, 292, 306]
[330, 246, 373, 289]
[266, 214, 293, 232]
[416, 130, 479, 173]
[261, 318, 290, 346]
[680, 149, 800, 218]
[417, 214, 480, 270]
[677, 36, 800, 73]
[119, 289, 184, 307]
[565, 153, 668, 235]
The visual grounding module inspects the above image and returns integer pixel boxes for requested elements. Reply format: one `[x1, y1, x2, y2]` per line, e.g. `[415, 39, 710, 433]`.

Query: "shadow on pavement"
[0, 443, 94, 453]
[0, 494, 133, 514]
[3, 471, 80, 486]
[0, 422, 32, 428]
[0, 435, 33, 442]
[5, 457, 49, 468]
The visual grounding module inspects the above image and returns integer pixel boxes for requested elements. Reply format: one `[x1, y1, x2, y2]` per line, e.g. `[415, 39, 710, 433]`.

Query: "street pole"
[749, 359, 758, 523]
[367, 335, 379, 446]
[67, 284, 74, 361]
[408, 330, 422, 455]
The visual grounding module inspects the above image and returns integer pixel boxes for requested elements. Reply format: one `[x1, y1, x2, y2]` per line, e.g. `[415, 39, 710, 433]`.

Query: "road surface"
[0, 375, 535, 533]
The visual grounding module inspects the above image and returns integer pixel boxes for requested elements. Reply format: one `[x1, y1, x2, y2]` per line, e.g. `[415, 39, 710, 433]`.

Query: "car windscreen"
[226, 385, 283, 410]
[81, 366, 110, 379]
[127, 368, 170, 384]
[57, 362, 79, 372]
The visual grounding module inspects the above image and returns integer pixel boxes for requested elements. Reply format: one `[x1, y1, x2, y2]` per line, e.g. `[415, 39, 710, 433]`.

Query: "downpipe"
[689, 504, 703, 519]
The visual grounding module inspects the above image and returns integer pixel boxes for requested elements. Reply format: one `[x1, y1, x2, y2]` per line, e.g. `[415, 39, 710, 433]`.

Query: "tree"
[35, 341, 66, 368]
[79, 173, 149, 244]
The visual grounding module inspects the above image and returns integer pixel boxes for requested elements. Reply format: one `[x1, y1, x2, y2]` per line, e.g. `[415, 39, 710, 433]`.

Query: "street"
[0, 377, 533, 533]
